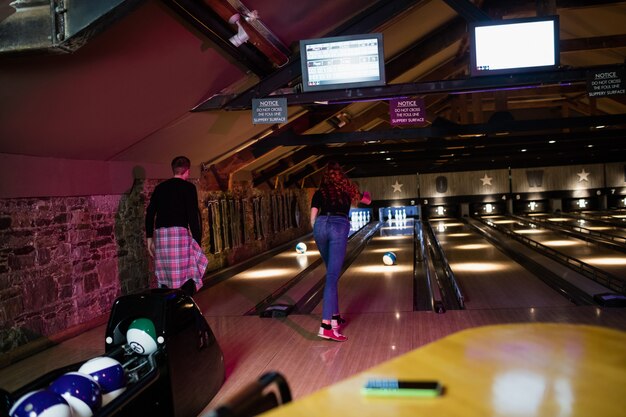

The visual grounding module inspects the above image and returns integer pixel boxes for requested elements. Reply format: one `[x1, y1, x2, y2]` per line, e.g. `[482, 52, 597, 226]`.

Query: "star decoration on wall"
[480, 174, 493, 186]
[392, 180, 403, 193]
[577, 169, 590, 182]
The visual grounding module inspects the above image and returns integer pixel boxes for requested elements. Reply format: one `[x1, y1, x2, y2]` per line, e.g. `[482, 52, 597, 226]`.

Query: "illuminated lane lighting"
[492, 219, 517, 224]
[455, 243, 491, 250]
[442, 222, 464, 227]
[450, 262, 507, 272]
[238, 268, 298, 279]
[581, 257, 626, 266]
[369, 247, 403, 254]
[542, 240, 581, 247]
[276, 250, 317, 258]
[585, 226, 612, 231]
[352, 264, 413, 274]
[447, 233, 472, 237]
[377, 235, 412, 241]
[515, 229, 545, 235]
[547, 217, 569, 222]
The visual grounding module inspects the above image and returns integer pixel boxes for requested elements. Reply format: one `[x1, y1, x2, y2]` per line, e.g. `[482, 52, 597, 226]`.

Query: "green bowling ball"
[126, 317, 158, 355]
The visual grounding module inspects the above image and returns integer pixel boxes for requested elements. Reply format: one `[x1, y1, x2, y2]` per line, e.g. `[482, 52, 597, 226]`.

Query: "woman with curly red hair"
[311, 161, 371, 341]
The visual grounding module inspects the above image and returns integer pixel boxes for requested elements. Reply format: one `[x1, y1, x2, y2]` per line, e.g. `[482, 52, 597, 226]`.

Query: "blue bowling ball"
[49, 372, 102, 417]
[383, 251, 397, 266]
[295, 242, 307, 254]
[78, 356, 127, 405]
[9, 389, 71, 417]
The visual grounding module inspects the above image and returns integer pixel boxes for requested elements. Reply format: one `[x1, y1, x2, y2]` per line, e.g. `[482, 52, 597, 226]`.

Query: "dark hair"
[319, 161, 360, 205]
[171, 156, 191, 175]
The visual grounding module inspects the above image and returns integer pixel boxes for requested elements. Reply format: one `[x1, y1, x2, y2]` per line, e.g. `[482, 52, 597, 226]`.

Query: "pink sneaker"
[318, 324, 347, 342]
[331, 315, 346, 329]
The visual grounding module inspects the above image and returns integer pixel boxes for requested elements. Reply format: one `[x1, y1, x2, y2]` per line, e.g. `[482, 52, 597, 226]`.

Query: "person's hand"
[361, 191, 372, 205]
[147, 237, 155, 257]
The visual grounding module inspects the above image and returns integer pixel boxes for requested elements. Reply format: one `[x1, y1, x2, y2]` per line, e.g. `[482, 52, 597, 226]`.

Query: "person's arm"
[310, 207, 319, 228]
[145, 188, 158, 257]
[147, 237, 155, 257]
[187, 184, 202, 244]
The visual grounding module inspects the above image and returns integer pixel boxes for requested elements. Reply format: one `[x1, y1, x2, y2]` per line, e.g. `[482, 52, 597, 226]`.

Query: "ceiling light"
[458, 133, 485, 138]
[548, 140, 556, 144]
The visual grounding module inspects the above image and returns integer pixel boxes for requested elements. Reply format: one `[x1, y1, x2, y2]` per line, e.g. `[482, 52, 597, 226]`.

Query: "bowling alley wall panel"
[354, 174, 419, 200]
[605, 162, 626, 187]
[510, 163, 605, 193]
[419, 169, 509, 198]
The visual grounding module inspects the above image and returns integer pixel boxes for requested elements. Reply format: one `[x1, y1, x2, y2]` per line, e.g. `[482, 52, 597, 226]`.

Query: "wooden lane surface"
[489, 215, 626, 278]
[432, 219, 574, 309]
[528, 213, 626, 239]
[197, 237, 320, 316]
[312, 221, 416, 316]
[259, 323, 626, 417]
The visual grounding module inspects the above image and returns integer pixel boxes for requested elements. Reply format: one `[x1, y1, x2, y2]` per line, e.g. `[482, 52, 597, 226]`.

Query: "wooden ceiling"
[184, 0, 626, 189]
[1, 0, 625, 195]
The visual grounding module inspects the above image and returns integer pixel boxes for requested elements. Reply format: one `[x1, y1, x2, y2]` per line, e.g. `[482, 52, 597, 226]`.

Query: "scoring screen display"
[300, 33, 386, 92]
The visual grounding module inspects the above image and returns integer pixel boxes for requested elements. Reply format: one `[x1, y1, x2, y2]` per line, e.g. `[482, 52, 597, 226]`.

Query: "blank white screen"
[474, 20, 556, 71]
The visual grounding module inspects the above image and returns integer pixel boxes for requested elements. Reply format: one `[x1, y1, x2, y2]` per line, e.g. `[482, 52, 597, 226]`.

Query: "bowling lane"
[527, 212, 626, 239]
[575, 209, 626, 223]
[431, 218, 574, 310]
[313, 219, 416, 315]
[484, 215, 626, 280]
[196, 236, 321, 316]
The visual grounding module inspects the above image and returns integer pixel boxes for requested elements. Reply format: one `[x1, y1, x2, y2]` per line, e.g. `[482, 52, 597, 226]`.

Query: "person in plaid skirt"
[145, 156, 208, 295]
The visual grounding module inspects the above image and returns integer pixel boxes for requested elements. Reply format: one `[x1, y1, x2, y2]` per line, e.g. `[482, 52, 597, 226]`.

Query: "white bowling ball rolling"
[9, 389, 71, 417]
[78, 356, 127, 406]
[48, 372, 102, 417]
[295, 242, 307, 254]
[382, 251, 397, 266]
[126, 317, 158, 355]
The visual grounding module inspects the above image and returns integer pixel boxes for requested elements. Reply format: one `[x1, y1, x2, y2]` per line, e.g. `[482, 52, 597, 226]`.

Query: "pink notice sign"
[389, 98, 426, 126]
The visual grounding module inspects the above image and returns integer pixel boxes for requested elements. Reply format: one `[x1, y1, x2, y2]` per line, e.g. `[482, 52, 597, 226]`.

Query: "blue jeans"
[313, 215, 350, 321]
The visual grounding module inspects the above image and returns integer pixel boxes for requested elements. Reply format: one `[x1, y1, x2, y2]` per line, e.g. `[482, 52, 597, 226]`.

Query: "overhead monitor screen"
[300, 33, 386, 92]
[470, 16, 559, 77]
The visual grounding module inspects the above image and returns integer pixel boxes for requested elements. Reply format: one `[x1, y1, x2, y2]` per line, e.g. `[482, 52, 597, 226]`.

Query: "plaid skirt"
[154, 227, 208, 291]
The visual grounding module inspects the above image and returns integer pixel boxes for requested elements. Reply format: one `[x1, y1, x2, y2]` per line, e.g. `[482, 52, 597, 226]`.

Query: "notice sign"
[587, 69, 625, 97]
[389, 98, 426, 126]
[252, 98, 287, 124]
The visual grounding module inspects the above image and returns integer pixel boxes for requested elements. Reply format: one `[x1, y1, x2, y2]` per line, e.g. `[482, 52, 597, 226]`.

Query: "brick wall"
[0, 179, 311, 363]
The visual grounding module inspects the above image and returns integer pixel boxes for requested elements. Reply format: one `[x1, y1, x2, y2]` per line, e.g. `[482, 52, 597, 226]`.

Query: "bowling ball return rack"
[1, 289, 225, 417]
